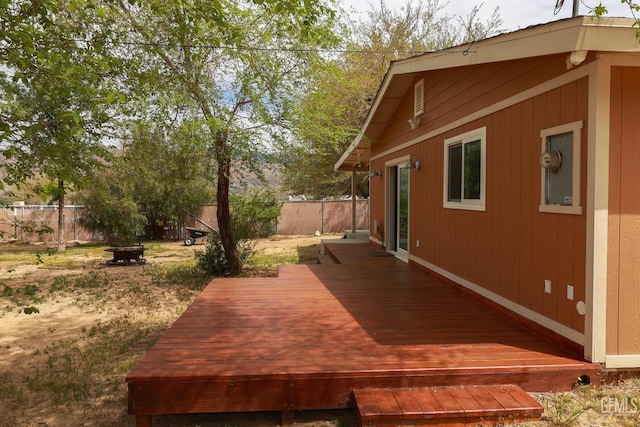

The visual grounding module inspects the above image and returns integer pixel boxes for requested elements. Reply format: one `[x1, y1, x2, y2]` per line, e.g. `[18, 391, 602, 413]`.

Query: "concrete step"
[317, 253, 340, 264]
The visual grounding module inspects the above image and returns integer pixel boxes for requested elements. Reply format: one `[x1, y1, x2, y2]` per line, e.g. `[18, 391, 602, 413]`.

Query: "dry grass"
[0, 235, 347, 427]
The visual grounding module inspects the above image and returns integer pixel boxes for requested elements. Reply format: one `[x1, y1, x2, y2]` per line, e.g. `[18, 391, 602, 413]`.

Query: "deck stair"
[353, 384, 543, 426]
[316, 253, 339, 264]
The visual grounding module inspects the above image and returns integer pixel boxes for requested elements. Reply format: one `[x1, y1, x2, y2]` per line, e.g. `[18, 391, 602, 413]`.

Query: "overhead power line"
[76, 37, 432, 55]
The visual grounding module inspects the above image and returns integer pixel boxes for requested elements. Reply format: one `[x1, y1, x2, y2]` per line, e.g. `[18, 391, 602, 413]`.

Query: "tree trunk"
[116, 3, 240, 274]
[57, 179, 66, 252]
[149, 213, 164, 240]
[216, 133, 241, 275]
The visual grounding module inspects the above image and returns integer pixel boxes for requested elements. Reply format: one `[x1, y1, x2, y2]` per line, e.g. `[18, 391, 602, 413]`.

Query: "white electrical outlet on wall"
[567, 284, 574, 300]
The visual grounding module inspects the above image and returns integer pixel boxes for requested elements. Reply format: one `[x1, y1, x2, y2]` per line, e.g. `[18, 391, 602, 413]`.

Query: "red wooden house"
[336, 16, 640, 370]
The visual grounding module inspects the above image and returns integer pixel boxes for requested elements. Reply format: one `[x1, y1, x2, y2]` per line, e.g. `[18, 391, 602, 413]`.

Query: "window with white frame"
[539, 121, 583, 215]
[443, 127, 486, 211]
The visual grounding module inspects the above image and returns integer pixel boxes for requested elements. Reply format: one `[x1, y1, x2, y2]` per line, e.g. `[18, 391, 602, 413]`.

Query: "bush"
[195, 191, 281, 275]
[231, 190, 281, 239]
[194, 191, 280, 275]
[194, 230, 255, 275]
[79, 173, 146, 243]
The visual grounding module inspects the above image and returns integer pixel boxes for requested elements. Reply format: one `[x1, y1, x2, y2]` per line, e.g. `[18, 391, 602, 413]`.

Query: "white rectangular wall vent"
[414, 78, 424, 117]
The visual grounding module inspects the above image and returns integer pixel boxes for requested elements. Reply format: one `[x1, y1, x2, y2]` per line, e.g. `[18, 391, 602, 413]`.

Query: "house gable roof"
[335, 16, 640, 172]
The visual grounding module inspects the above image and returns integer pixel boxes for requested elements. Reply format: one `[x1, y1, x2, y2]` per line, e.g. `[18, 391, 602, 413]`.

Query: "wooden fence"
[0, 200, 369, 243]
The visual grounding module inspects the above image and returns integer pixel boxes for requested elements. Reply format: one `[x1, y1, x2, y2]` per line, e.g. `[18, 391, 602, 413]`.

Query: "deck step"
[317, 253, 339, 264]
[353, 385, 543, 426]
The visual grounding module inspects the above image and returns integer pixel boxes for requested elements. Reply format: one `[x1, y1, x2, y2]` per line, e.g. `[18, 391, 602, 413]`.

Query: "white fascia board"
[393, 17, 639, 75]
[334, 129, 365, 172]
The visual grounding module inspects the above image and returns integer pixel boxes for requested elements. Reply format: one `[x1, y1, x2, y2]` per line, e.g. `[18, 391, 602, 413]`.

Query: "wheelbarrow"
[183, 210, 216, 246]
[184, 226, 211, 246]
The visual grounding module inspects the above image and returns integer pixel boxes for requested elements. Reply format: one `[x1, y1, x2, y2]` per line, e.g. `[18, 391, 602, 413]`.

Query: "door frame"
[385, 156, 411, 262]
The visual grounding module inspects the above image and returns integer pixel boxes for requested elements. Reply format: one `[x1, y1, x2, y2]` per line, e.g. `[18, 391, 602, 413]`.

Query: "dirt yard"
[1, 235, 639, 427]
[0, 235, 353, 427]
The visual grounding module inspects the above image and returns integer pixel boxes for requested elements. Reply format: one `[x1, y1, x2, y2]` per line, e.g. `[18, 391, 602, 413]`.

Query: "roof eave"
[335, 16, 640, 172]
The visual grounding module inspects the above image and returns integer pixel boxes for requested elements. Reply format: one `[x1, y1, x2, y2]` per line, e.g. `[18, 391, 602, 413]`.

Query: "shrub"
[231, 190, 281, 239]
[78, 172, 146, 243]
[194, 191, 280, 275]
[194, 230, 255, 275]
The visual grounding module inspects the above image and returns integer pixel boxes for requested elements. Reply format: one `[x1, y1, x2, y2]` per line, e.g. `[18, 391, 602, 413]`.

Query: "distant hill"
[229, 161, 284, 197]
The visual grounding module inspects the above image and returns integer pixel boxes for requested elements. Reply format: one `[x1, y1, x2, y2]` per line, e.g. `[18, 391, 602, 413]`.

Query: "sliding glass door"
[387, 164, 409, 262]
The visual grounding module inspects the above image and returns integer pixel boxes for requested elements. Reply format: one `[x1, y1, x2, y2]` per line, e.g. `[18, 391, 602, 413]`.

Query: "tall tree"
[281, 0, 503, 198]
[1, 0, 339, 271]
[282, 60, 371, 198]
[101, 0, 339, 274]
[0, 1, 119, 251]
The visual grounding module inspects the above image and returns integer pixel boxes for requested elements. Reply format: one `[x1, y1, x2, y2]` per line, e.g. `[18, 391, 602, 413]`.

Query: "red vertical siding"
[556, 83, 578, 328]
[509, 104, 524, 303]
[608, 66, 640, 355]
[529, 95, 547, 317]
[518, 98, 535, 310]
[372, 55, 589, 333]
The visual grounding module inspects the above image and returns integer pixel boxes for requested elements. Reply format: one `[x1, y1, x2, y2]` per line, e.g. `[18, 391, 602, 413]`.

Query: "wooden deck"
[127, 242, 600, 426]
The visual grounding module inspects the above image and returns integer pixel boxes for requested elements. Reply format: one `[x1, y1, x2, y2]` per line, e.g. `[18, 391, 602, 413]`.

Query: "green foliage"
[50, 276, 71, 293]
[541, 391, 595, 426]
[0, 0, 119, 250]
[22, 306, 40, 315]
[80, 122, 213, 241]
[72, 271, 109, 290]
[231, 190, 281, 239]
[195, 191, 279, 274]
[280, 0, 503, 199]
[105, 0, 340, 274]
[34, 250, 54, 266]
[0, 373, 25, 406]
[281, 60, 367, 198]
[22, 317, 154, 406]
[149, 263, 212, 292]
[23, 284, 39, 297]
[78, 170, 147, 243]
[2, 0, 340, 269]
[593, 3, 609, 16]
[3, 219, 55, 240]
[2, 284, 14, 297]
[195, 230, 256, 275]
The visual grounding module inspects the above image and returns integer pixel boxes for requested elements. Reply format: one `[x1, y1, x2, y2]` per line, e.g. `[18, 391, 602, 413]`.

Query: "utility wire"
[65, 37, 473, 56]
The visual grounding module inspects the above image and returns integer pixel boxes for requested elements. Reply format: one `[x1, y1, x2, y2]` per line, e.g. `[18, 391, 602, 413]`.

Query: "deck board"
[127, 242, 599, 421]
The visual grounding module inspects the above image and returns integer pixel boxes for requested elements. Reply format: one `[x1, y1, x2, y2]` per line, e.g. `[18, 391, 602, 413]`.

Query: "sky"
[344, 0, 637, 33]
